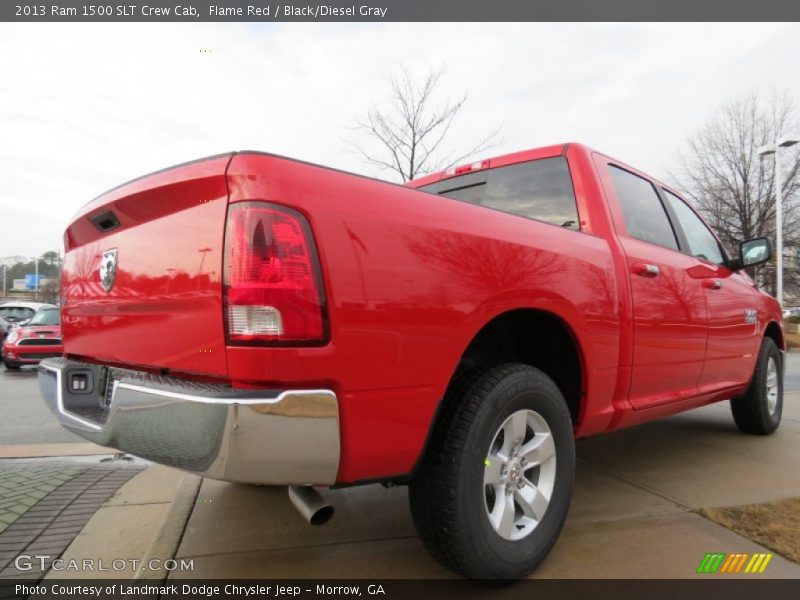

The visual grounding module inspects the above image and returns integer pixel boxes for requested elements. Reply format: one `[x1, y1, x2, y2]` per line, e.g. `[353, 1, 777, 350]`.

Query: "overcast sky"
[1, 22, 799, 257]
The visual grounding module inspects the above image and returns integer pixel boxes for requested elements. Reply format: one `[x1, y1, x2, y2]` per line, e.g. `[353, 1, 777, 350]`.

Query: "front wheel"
[731, 337, 783, 435]
[409, 364, 575, 580]
[3, 360, 20, 370]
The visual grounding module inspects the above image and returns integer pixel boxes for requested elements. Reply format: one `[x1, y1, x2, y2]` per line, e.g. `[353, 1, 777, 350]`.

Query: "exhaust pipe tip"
[309, 504, 334, 526]
[288, 485, 334, 526]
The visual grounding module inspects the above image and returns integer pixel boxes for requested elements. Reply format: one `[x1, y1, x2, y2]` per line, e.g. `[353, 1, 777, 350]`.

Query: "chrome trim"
[38, 358, 340, 485]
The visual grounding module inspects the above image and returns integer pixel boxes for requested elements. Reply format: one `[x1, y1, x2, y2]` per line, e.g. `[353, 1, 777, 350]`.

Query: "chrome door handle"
[703, 279, 723, 290]
[632, 262, 660, 278]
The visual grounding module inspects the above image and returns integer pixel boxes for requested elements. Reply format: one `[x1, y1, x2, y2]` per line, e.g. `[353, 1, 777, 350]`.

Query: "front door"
[660, 190, 760, 389]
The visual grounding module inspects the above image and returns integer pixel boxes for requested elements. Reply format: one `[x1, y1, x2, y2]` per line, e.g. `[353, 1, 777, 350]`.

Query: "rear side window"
[420, 157, 579, 230]
[608, 166, 679, 250]
[662, 190, 725, 265]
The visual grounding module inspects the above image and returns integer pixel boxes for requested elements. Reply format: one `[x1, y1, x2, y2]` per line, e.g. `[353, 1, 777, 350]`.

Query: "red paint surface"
[59, 144, 783, 483]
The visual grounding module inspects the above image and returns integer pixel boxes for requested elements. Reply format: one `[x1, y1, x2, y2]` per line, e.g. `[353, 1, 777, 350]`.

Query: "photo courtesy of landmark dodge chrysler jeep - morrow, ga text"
[38, 143, 784, 579]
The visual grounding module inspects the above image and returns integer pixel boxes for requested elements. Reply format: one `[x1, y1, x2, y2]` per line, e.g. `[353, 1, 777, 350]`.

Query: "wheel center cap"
[509, 463, 521, 481]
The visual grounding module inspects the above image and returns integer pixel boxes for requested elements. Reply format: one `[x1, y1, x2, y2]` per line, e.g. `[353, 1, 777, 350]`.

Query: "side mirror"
[733, 237, 772, 270]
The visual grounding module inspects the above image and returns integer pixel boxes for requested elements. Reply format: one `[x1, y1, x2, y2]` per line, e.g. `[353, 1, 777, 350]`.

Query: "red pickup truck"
[39, 143, 783, 579]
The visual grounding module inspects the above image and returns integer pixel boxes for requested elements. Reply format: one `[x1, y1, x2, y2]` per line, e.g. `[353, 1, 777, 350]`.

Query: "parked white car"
[0, 301, 57, 325]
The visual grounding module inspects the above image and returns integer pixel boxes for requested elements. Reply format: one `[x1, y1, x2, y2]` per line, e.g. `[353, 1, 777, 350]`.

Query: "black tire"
[731, 337, 782, 435]
[409, 364, 575, 580]
[3, 360, 20, 370]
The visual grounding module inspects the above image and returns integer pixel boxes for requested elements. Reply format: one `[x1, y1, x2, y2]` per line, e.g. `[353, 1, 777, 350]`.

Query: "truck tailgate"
[61, 154, 233, 377]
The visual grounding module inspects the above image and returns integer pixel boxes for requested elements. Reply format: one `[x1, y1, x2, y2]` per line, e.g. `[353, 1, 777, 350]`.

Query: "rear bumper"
[37, 357, 340, 485]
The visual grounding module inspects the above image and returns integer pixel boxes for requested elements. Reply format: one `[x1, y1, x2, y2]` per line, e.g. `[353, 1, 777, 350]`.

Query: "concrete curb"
[136, 472, 201, 581]
[45, 466, 201, 580]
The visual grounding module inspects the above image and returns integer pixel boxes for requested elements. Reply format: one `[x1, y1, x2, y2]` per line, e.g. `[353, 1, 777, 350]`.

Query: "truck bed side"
[226, 151, 621, 482]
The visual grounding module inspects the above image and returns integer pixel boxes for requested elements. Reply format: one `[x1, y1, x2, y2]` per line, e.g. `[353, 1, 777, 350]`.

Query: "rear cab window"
[419, 156, 580, 230]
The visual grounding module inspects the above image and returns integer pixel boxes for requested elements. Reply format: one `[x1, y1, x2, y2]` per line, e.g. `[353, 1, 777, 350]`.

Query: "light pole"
[758, 135, 800, 306]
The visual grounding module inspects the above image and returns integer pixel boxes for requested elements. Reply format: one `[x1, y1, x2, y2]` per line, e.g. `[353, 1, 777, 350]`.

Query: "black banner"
[3, 580, 800, 600]
[3, 0, 800, 22]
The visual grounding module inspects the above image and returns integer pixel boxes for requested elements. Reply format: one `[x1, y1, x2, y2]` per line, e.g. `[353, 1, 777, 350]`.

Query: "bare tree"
[673, 93, 800, 294]
[349, 66, 500, 182]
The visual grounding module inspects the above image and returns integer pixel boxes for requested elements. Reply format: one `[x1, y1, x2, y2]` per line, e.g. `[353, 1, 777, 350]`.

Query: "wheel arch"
[764, 320, 785, 351]
[451, 308, 586, 424]
[410, 306, 585, 478]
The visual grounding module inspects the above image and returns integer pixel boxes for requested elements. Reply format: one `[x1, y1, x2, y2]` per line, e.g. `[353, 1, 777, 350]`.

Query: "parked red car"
[3, 307, 63, 369]
[38, 144, 783, 579]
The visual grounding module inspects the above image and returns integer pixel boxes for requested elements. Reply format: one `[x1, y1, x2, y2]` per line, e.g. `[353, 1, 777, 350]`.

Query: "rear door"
[599, 161, 708, 409]
[660, 189, 759, 389]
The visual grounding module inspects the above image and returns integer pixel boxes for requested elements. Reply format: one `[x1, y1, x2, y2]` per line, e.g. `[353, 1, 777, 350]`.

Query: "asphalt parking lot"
[1, 357, 800, 579]
[0, 365, 83, 444]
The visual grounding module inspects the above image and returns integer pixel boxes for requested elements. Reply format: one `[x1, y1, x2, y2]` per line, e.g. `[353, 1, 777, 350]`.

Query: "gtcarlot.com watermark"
[14, 553, 195, 573]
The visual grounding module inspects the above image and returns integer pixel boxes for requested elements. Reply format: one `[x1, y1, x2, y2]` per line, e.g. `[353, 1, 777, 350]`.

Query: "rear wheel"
[409, 364, 575, 579]
[3, 360, 20, 370]
[731, 337, 782, 435]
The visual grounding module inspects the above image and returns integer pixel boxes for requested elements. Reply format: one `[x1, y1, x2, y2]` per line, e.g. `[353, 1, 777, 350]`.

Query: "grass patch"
[699, 498, 800, 563]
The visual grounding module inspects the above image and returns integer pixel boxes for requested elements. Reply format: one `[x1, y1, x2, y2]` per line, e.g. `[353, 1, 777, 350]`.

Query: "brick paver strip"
[0, 467, 82, 534]
[0, 459, 144, 580]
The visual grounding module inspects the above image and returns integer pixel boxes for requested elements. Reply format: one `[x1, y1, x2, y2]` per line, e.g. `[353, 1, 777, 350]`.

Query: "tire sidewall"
[763, 341, 783, 428]
[455, 369, 575, 578]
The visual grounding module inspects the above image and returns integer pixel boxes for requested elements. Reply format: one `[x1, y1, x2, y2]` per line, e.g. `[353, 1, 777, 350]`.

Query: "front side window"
[420, 157, 580, 229]
[608, 166, 679, 251]
[663, 190, 725, 265]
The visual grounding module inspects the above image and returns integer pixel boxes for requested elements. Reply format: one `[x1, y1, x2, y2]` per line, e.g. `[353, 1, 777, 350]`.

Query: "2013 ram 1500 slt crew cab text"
[38, 143, 784, 579]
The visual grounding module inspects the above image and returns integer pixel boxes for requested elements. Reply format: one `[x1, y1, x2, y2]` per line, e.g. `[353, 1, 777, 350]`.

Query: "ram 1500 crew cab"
[39, 144, 783, 579]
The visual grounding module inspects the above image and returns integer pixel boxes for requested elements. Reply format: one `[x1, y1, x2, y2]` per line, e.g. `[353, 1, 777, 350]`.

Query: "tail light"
[223, 201, 327, 344]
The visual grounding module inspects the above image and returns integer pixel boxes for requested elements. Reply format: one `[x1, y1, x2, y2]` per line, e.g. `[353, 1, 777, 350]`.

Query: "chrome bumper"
[37, 357, 340, 485]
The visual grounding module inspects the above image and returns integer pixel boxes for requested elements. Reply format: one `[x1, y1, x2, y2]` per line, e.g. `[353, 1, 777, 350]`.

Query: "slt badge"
[100, 249, 118, 292]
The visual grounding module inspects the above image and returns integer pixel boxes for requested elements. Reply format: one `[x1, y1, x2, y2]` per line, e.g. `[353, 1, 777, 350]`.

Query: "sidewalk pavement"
[167, 393, 800, 579]
[46, 466, 200, 580]
[2, 395, 800, 580]
[0, 457, 144, 580]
